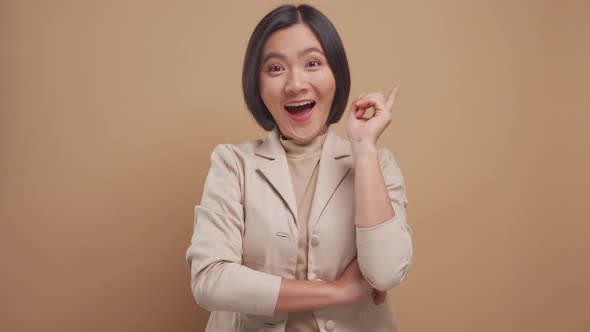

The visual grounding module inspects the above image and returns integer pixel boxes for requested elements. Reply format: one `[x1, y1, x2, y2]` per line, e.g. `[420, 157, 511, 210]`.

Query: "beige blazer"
[186, 126, 413, 331]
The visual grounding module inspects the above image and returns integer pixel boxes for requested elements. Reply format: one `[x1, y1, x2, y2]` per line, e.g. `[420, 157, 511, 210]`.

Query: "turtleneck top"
[280, 131, 327, 332]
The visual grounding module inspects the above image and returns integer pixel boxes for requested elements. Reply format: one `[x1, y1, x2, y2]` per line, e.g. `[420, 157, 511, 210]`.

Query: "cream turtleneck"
[279, 131, 327, 332]
[280, 132, 327, 209]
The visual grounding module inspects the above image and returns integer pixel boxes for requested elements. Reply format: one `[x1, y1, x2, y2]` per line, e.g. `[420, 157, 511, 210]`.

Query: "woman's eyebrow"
[261, 47, 324, 64]
[262, 51, 285, 64]
[298, 47, 324, 57]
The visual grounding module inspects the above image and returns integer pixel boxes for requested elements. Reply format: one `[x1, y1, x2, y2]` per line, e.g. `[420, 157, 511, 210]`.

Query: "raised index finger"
[385, 85, 400, 111]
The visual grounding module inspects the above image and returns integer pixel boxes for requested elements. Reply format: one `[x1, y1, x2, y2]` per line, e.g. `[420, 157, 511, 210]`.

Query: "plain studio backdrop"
[1, 0, 589, 331]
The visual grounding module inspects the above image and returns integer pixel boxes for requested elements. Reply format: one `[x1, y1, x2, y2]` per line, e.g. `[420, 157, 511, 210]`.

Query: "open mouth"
[284, 100, 316, 114]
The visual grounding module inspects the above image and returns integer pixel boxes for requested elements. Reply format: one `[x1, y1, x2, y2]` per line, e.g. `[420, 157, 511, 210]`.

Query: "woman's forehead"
[262, 24, 324, 59]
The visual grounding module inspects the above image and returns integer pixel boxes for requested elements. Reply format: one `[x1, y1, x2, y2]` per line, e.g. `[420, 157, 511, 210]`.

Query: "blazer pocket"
[237, 312, 287, 332]
[242, 231, 298, 279]
[275, 231, 289, 240]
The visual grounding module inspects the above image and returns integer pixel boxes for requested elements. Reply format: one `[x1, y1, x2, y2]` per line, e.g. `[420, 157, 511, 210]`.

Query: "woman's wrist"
[328, 279, 361, 307]
[274, 278, 347, 313]
[351, 142, 378, 164]
[320, 280, 347, 307]
[326, 280, 348, 306]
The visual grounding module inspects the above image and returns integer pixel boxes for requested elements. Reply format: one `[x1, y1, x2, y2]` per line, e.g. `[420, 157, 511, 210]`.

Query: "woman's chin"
[282, 125, 326, 144]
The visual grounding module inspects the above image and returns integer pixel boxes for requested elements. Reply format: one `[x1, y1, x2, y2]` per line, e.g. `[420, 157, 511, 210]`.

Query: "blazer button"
[311, 234, 320, 246]
[325, 319, 335, 331]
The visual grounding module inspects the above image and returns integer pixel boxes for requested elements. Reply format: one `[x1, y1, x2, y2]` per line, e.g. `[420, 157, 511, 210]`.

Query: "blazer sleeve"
[185, 144, 281, 316]
[355, 147, 413, 291]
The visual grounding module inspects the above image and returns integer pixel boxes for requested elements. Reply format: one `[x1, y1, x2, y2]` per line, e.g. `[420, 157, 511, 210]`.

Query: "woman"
[186, 4, 413, 331]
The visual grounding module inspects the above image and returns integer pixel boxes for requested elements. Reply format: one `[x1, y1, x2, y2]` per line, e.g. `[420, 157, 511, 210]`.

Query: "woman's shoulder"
[208, 137, 265, 167]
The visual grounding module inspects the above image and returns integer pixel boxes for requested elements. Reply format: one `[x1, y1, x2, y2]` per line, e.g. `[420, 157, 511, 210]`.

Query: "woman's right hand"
[332, 259, 373, 306]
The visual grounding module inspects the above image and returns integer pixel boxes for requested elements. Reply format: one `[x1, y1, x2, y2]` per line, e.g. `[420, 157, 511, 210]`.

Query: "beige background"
[2, 0, 589, 331]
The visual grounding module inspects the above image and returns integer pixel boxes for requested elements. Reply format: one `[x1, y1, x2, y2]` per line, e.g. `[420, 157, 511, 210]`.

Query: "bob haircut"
[242, 4, 351, 131]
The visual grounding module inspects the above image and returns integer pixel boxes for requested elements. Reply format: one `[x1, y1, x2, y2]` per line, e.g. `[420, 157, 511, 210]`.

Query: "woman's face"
[259, 23, 336, 143]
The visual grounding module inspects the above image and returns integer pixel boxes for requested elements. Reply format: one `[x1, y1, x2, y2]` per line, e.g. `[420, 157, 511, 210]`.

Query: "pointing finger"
[385, 85, 400, 111]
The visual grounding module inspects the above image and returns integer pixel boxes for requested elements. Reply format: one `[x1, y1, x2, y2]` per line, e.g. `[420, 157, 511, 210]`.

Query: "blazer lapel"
[308, 126, 352, 233]
[254, 128, 298, 223]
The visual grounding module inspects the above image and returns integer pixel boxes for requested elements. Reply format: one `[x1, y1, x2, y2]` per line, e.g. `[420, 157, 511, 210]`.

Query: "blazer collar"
[308, 127, 352, 233]
[254, 126, 352, 227]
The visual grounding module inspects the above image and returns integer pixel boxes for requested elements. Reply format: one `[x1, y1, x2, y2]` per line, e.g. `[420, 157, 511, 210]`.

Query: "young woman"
[186, 4, 413, 331]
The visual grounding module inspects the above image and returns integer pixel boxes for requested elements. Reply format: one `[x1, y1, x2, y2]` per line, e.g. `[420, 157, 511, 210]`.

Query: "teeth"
[286, 101, 314, 107]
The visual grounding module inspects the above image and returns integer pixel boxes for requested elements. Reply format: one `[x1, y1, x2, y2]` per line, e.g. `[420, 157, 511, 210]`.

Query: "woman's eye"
[268, 65, 283, 72]
[307, 60, 320, 68]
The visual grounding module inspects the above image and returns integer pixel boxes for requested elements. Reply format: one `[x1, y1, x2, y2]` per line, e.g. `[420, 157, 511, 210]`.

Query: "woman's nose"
[284, 69, 306, 95]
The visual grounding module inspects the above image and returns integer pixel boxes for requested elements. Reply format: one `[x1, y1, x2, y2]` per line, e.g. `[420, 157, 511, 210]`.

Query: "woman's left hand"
[346, 86, 399, 151]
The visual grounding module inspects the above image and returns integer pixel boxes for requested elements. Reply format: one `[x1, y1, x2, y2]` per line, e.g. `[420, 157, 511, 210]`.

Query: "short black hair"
[242, 4, 351, 131]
